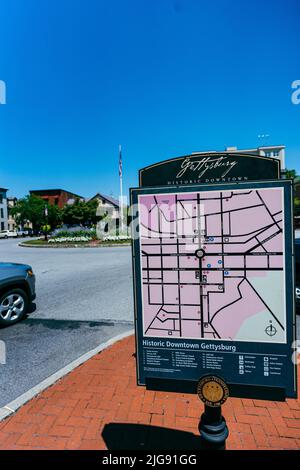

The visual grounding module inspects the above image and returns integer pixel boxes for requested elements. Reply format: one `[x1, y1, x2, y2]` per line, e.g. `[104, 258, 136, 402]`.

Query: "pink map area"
[139, 188, 285, 342]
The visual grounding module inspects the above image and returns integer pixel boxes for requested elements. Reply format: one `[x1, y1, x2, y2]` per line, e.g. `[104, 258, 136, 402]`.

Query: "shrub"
[53, 229, 97, 240]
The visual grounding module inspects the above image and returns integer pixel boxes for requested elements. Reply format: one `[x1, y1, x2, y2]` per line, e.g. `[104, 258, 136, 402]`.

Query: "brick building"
[29, 189, 83, 209]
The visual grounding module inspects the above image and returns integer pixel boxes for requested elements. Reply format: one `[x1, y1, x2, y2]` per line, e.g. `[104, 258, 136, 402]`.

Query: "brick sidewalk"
[0, 335, 299, 450]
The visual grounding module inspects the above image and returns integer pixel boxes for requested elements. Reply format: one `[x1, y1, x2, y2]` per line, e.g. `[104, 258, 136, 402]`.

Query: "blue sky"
[0, 0, 299, 199]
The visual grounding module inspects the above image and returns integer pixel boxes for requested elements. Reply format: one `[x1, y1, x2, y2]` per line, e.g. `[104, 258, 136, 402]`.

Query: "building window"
[1, 222, 4, 230]
[54, 197, 59, 205]
[265, 151, 272, 157]
[273, 151, 279, 157]
[0, 208, 3, 219]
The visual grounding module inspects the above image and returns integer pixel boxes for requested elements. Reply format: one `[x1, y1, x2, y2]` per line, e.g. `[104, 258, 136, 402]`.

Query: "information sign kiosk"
[131, 152, 297, 448]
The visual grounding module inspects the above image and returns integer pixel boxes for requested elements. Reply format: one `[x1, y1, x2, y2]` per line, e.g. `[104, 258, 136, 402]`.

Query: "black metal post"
[199, 404, 229, 450]
[44, 205, 48, 241]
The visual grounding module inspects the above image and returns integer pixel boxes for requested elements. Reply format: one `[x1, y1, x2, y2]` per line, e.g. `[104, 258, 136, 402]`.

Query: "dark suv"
[0, 263, 36, 326]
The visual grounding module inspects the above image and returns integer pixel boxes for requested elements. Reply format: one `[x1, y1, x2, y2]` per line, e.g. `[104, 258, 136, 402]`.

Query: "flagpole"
[119, 144, 124, 233]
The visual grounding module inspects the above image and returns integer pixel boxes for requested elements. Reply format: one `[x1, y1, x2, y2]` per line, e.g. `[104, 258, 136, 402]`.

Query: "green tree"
[295, 197, 300, 217]
[284, 169, 300, 217]
[285, 169, 297, 179]
[62, 198, 99, 226]
[10, 195, 62, 233]
[47, 205, 63, 230]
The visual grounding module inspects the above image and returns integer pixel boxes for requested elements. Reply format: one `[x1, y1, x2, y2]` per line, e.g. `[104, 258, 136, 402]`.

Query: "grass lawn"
[21, 239, 49, 246]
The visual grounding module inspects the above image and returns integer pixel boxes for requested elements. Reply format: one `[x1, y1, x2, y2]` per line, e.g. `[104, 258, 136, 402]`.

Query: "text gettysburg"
[143, 339, 237, 353]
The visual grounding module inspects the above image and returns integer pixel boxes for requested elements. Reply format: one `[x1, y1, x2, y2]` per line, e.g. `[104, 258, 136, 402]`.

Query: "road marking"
[0, 328, 134, 421]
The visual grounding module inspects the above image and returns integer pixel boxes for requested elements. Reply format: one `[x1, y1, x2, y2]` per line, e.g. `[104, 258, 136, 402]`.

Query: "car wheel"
[4, 235, 8, 239]
[0, 288, 28, 326]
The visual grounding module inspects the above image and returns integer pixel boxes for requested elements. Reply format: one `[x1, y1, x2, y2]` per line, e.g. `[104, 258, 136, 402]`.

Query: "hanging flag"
[119, 144, 122, 178]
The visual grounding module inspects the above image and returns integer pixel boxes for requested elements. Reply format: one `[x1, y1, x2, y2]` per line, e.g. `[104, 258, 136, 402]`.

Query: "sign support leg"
[199, 404, 229, 450]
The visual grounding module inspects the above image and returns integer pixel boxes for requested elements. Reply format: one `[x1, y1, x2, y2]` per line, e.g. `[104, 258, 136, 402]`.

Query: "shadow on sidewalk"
[102, 423, 201, 450]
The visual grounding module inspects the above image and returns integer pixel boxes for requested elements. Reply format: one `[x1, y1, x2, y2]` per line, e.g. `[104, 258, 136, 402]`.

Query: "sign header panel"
[139, 153, 281, 187]
[131, 180, 296, 399]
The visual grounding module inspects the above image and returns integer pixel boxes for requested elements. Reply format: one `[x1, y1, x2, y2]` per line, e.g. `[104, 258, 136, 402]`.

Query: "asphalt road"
[0, 239, 134, 407]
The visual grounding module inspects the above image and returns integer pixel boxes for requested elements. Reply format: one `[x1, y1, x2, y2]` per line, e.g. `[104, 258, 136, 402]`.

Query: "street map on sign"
[139, 187, 286, 343]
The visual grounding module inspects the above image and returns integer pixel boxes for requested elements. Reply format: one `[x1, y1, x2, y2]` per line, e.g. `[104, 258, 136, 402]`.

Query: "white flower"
[48, 236, 92, 244]
[102, 235, 131, 242]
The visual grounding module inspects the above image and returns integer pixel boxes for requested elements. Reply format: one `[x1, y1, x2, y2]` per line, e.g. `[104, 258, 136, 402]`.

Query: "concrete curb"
[0, 329, 134, 422]
[18, 243, 131, 249]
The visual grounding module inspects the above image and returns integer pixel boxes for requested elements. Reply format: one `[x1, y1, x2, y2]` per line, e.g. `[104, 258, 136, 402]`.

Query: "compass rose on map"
[265, 322, 277, 337]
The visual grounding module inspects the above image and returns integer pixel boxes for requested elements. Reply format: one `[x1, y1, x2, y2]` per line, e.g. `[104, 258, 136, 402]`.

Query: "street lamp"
[44, 205, 48, 241]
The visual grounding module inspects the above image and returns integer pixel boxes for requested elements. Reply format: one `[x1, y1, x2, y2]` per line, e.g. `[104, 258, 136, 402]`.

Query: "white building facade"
[0, 188, 8, 231]
[7, 197, 18, 231]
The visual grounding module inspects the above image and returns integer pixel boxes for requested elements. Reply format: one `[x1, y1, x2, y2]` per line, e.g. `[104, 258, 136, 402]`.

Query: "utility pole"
[119, 144, 124, 233]
[44, 204, 48, 241]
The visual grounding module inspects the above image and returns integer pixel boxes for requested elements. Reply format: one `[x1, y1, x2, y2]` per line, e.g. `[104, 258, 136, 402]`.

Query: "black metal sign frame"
[139, 152, 281, 187]
[130, 179, 297, 401]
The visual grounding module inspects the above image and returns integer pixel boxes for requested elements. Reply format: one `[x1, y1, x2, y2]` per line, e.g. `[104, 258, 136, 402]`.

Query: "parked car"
[17, 229, 34, 237]
[295, 238, 300, 313]
[0, 263, 36, 326]
[0, 230, 18, 239]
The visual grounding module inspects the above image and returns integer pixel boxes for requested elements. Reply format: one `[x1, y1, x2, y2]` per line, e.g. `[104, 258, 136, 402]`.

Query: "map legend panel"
[141, 341, 291, 390]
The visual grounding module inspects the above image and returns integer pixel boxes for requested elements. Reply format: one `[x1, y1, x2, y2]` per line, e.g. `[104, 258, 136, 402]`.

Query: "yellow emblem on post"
[197, 376, 229, 407]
